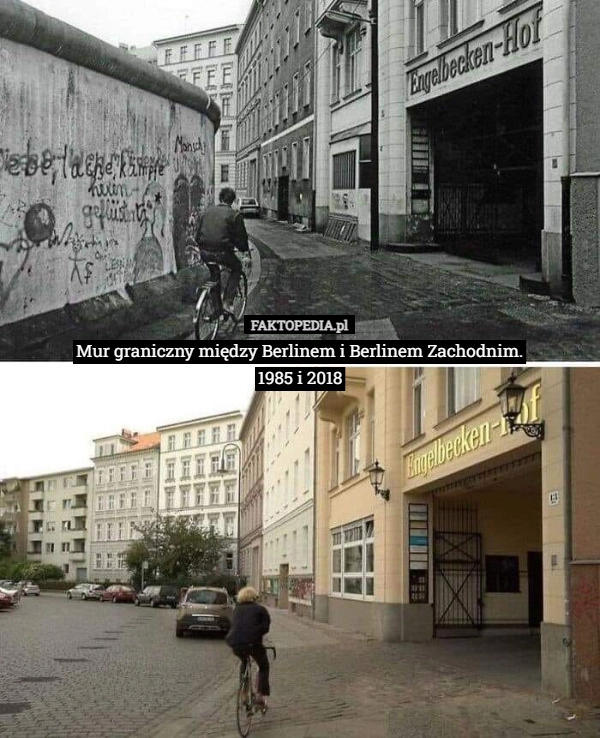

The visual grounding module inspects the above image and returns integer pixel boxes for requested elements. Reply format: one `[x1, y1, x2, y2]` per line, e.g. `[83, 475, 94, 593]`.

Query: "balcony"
[29, 509, 44, 519]
[29, 531, 43, 540]
[27, 551, 42, 559]
[69, 551, 86, 561]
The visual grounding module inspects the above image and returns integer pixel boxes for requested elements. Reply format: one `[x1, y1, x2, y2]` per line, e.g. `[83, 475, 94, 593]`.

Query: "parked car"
[20, 581, 41, 596]
[67, 583, 104, 600]
[0, 582, 21, 605]
[100, 585, 136, 604]
[175, 587, 233, 637]
[236, 197, 260, 218]
[0, 591, 13, 610]
[135, 585, 179, 609]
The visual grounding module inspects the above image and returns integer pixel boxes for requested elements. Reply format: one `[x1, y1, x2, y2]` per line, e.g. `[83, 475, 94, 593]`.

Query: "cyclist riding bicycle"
[194, 186, 250, 314]
[226, 586, 271, 707]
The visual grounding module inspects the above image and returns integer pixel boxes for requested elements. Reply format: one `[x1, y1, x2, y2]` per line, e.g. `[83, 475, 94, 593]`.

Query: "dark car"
[175, 587, 233, 637]
[135, 585, 179, 609]
[100, 585, 136, 603]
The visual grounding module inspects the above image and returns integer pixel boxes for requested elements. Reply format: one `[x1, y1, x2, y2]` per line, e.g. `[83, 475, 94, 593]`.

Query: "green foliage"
[0, 522, 14, 559]
[123, 515, 226, 586]
[12, 562, 65, 582]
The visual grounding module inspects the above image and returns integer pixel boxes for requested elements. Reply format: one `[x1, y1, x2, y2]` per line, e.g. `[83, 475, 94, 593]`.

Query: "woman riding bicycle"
[226, 587, 271, 706]
[194, 186, 250, 314]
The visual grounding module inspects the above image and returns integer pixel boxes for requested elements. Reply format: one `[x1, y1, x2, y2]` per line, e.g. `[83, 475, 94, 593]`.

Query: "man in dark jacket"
[226, 586, 271, 705]
[194, 187, 250, 313]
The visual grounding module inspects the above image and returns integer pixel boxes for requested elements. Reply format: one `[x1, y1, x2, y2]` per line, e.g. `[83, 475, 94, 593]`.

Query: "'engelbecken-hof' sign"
[408, 3, 543, 99]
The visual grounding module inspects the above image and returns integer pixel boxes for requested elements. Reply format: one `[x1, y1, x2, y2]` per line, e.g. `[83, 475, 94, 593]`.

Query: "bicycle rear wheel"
[236, 677, 253, 737]
[230, 271, 248, 323]
[194, 289, 219, 341]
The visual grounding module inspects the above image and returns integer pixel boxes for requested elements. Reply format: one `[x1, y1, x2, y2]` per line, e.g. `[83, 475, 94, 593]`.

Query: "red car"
[99, 585, 136, 603]
[0, 592, 13, 610]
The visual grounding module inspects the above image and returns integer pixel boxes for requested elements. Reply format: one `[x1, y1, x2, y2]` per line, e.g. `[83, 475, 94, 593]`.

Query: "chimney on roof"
[122, 428, 134, 438]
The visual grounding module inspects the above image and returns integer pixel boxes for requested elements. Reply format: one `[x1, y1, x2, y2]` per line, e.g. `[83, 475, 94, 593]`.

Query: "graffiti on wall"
[289, 577, 314, 603]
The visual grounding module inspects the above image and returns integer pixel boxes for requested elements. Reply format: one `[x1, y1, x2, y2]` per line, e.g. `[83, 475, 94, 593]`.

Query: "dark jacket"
[226, 601, 271, 648]
[195, 203, 249, 253]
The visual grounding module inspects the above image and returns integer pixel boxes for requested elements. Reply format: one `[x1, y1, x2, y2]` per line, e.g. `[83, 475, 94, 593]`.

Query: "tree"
[10, 562, 64, 582]
[125, 515, 225, 584]
[0, 522, 14, 559]
[124, 540, 151, 590]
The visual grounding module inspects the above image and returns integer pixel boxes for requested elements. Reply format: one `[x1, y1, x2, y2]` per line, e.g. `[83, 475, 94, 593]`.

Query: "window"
[195, 484, 205, 506]
[118, 521, 124, 541]
[144, 461, 153, 479]
[444, 0, 481, 38]
[486, 555, 520, 593]
[166, 461, 175, 480]
[97, 470, 104, 485]
[224, 37, 232, 54]
[331, 518, 374, 597]
[117, 553, 126, 570]
[225, 482, 235, 504]
[347, 411, 361, 477]
[211, 455, 220, 474]
[180, 45, 187, 62]
[97, 496, 104, 512]
[181, 487, 190, 508]
[96, 522, 102, 541]
[293, 10, 300, 45]
[227, 423, 236, 442]
[47, 500, 55, 511]
[447, 368, 480, 415]
[165, 48, 172, 64]
[208, 514, 219, 531]
[62, 498, 71, 510]
[221, 129, 230, 152]
[183, 432, 191, 449]
[108, 495, 115, 510]
[303, 448, 311, 491]
[108, 468, 114, 483]
[119, 466, 126, 482]
[223, 65, 232, 85]
[131, 464, 138, 480]
[333, 151, 356, 190]
[221, 164, 230, 183]
[130, 491, 136, 508]
[359, 135, 372, 188]
[212, 426, 221, 444]
[198, 429, 206, 446]
[181, 458, 191, 478]
[347, 28, 362, 94]
[282, 84, 289, 120]
[106, 522, 113, 541]
[208, 40, 217, 57]
[166, 489, 175, 510]
[210, 484, 220, 505]
[274, 92, 280, 126]
[46, 542, 55, 553]
[46, 521, 55, 532]
[291, 141, 298, 180]
[413, 368, 425, 436]
[196, 457, 205, 476]
[292, 73, 299, 112]
[119, 492, 126, 509]
[168, 435, 176, 451]
[225, 452, 236, 471]
[61, 520, 71, 532]
[207, 68, 216, 87]
[302, 137, 310, 179]
[144, 489, 151, 507]
[61, 541, 70, 552]
[224, 514, 235, 537]
[106, 552, 113, 569]
[222, 96, 231, 117]
[129, 521, 136, 539]
[303, 62, 311, 108]
[414, 0, 425, 55]
[95, 552, 102, 569]
[194, 43, 202, 60]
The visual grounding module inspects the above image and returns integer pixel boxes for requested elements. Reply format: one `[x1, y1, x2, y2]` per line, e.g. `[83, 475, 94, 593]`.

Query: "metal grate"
[324, 215, 358, 243]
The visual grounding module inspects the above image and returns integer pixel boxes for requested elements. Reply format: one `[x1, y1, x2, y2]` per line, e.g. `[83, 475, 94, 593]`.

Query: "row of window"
[95, 520, 139, 542]
[96, 461, 154, 485]
[331, 518, 375, 599]
[94, 552, 127, 570]
[332, 136, 373, 191]
[34, 520, 83, 533]
[262, 137, 311, 183]
[164, 451, 237, 481]
[33, 474, 88, 492]
[263, 524, 310, 572]
[166, 424, 237, 451]
[163, 482, 236, 509]
[40, 542, 84, 554]
[31, 498, 82, 513]
[176, 64, 233, 90]
[264, 449, 311, 522]
[413, 367, 480, 437]
[96, 489, 153, 511]
[164, 37, 233, 66]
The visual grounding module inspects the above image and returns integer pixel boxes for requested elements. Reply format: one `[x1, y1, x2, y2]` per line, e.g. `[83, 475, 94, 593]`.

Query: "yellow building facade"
[315, 367, 599, 702]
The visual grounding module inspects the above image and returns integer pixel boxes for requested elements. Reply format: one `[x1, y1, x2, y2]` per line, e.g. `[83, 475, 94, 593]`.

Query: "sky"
[22, 0, 254, 48]
[0, 364, 255, 478]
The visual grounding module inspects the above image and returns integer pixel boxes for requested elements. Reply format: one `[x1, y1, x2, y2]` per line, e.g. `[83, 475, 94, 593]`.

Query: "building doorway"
[278, 176, 290, 221]
[279, 563, 289, 609]
[417, 62, 544, 265]
[527, 551, 543, 628]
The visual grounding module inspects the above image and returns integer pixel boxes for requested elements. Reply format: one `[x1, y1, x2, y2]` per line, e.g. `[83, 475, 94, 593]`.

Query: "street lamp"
[497, 374, 545, 440]
[219, 442, 242, 582]
[368, 460, 390, 501]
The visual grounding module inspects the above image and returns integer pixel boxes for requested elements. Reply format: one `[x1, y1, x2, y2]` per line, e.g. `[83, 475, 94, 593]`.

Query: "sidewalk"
[142, 608, 600, 738]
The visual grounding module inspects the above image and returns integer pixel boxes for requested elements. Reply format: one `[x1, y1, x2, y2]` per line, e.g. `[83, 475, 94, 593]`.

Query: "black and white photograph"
[0, 0, 599, 359]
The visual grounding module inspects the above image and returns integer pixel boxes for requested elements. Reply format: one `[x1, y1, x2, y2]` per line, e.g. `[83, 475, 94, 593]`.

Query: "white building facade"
[156, 412, 243, 575]
[89, 430, 160, 583]
[262, 391, 315, 616]
[25, 467, 92, 582]
[155, 25, 243, 193]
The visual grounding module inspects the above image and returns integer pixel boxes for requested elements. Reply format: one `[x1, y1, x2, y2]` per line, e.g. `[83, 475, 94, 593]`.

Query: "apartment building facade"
[239, 392, 265, 590]
[24, 467, 92, 581]
[89, 430, 160, 583]
[236, 1, 264, 199]
[314, 367, 600, 703]
[156, 412, 243, 575]
[263, 391, 315, 616]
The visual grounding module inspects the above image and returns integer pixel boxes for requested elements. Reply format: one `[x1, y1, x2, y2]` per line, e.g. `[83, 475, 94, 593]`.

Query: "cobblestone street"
[240, 221, 600, 361]
[2, 594, 599, 738]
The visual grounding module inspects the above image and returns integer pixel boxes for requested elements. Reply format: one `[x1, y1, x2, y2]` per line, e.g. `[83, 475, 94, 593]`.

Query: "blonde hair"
[237, 586, 259, 603]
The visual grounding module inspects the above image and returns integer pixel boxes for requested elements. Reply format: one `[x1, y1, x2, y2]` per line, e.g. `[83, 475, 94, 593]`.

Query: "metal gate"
[434, 503, 483, 634]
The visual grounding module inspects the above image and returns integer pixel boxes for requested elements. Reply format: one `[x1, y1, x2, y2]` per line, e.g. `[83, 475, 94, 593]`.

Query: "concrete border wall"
[0, 0, 221, 328]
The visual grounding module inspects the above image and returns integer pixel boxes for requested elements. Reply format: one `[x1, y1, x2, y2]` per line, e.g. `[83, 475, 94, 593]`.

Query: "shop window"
[358, 135, 372, 189]
[486, 555, 520, 593]
[331, 518, 374, 598]
[447, 367, 480, 415]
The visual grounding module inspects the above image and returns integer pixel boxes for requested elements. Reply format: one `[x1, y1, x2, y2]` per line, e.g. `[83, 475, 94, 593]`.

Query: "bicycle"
[192, 249, 250, 341]
[236, 644, 276, 737]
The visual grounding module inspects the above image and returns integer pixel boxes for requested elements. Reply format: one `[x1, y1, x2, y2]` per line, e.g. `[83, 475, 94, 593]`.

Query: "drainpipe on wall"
[560, 1, 573, 300]
[562, 368, 574, 697]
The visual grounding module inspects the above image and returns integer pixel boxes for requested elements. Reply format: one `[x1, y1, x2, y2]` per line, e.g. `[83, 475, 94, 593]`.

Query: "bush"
[40, 580, 75, 591]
